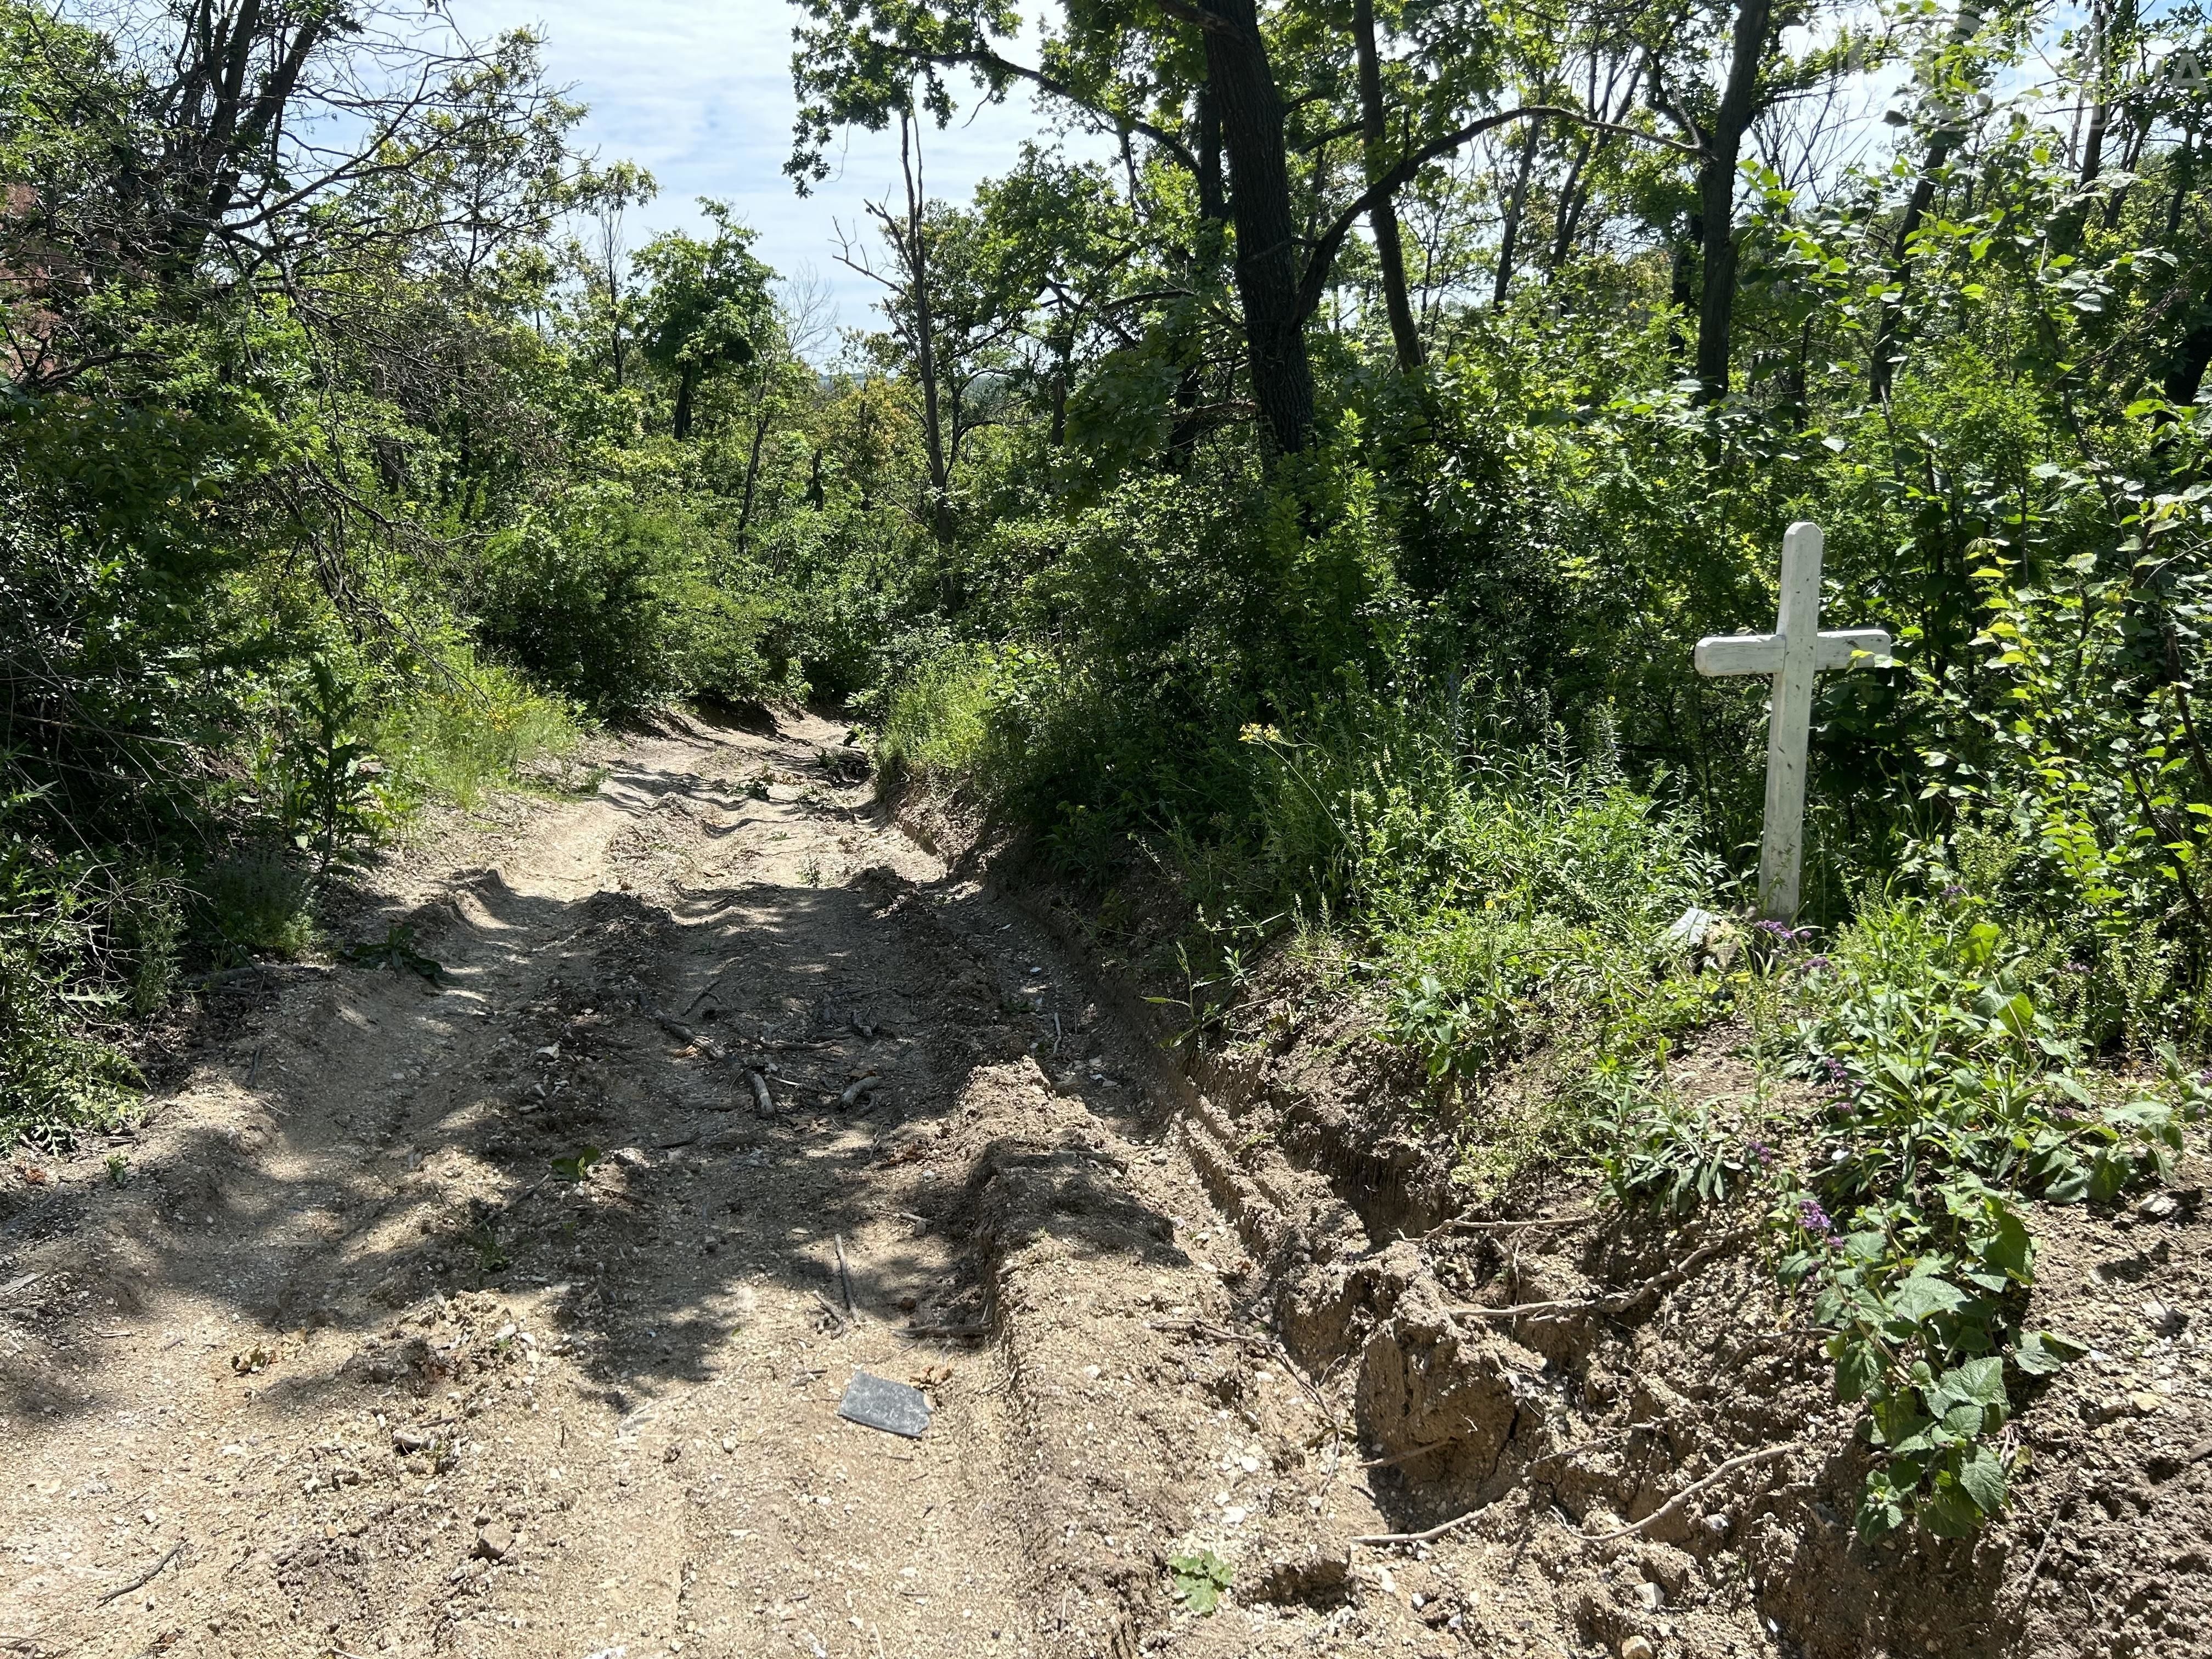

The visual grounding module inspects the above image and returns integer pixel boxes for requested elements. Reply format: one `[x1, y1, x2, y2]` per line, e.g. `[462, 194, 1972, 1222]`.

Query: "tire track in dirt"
[0, 713, 1454, 1659]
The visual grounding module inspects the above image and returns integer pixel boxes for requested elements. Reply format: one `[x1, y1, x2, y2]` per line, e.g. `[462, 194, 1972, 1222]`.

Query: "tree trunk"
[1493, 118, 1540, 308]
[1167, 83, 1229, 471]
[2078, 0, 2111, 185]
[1198, 81, 1226, 225]
[735, 390, 772, 559]
[1551, 133, 1594, 266]
[673, 364, 698, 441]
[1692, 0, 1774, 404]
[606, 248, 629, 391]
[1352, 0, 1422, 369]
[2168, 319, 2212, 408]
[1869, 146, 1961, 397]
[1669, 218, 1699, 357]
[1199, 0, 1314, 457]
[898, 114, 952, 539]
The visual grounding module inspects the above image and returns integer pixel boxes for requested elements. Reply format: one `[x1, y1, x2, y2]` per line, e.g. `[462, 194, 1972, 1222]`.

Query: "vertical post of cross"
[1757, 522, 1824, 920]
[1695, 520, 1891, 923]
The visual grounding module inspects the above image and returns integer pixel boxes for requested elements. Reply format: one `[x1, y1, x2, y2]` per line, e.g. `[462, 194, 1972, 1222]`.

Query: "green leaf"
[1887, 1273, 1970, 1322]
[2013, 1331, 2087, 1375]
[2087, 1148, 2130, 1204]
[1976, 1205, 2033, 1280]
[551, 1147, 602, 1183]
[2044, 1161, 2089, 1204]
[1930, 1356, 2006, 1408]
[1169, 1550, 1233, 1616]
[1957, 1444, 2008, 1513]
[1835, 1340, 1881, 1403]
[1869, 1396, 1932, 1449]
[1921, 1480, 1983, 1538]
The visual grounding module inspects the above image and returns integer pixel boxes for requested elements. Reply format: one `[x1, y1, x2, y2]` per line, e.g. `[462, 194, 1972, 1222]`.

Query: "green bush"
[1606, 890, 2203, 1539]
[0, 836, 142, 1146]
[369, 647, 583, 810]
[471, 484, 781, 713]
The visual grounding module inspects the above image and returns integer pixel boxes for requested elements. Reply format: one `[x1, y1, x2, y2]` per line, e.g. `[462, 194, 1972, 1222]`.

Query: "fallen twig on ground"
[1350, 1505, 1490, 1546]
[1362, 1439, 1455, 1469]
[1427, 1211, 1596, 1239]
[1577, 1443, 1799, 1543]
[95, 1540, 183, 1605]
[1449, 1238, 1741, 1324]
[1145, 1317, 1273, 1351]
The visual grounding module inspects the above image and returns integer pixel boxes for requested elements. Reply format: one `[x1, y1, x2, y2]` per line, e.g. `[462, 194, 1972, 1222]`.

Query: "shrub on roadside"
[471, 484, 783, 713]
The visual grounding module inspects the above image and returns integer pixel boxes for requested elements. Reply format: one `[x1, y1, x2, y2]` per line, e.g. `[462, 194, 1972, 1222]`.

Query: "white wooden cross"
[1694, 521, 1893, 921]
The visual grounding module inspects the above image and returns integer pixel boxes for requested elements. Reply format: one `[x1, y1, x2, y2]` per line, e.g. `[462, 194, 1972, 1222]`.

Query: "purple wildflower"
[1942, 884, 1966, 899]
[1798, 1197, 1843, 1246]
[1819, 1056, 1850, 1087]
[2062, 960, 2089, 974]
[1747, 1139, 1778, 1167]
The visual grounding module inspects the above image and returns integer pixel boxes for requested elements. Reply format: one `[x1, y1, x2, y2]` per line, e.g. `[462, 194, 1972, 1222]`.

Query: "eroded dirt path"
[0, 714, 1450, 1659]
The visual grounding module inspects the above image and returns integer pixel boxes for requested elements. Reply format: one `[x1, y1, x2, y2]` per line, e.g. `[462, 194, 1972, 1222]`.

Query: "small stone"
[1634, 1581, 1663, 1611]
[2132, 1391, 2165, 1415]
[1620, 1639, 1656, 1659]
[2138, 1192, 2179, 1220]
[473, 1523, 512, 1562]
[392, 1426, 435, 1453]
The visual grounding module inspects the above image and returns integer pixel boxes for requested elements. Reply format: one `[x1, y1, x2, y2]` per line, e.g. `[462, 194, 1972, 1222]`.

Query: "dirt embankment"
[917, 788, 2212, 1659]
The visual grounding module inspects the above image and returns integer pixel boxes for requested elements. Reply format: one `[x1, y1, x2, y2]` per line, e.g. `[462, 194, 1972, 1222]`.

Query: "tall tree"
[1352, 0, 1423, 368]
[635, 204, 775, 441]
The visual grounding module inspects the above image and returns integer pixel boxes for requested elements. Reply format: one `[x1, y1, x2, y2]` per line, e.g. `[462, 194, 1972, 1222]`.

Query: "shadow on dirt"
[0, 749, 1186, 1442]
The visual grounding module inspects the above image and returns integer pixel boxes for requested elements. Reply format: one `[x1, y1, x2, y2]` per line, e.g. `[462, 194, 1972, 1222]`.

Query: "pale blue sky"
[443, 0, 1072, 341]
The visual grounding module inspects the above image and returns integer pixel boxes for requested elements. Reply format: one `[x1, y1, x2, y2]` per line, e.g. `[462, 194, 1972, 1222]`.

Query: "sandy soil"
[0, 712, 1459, 1659]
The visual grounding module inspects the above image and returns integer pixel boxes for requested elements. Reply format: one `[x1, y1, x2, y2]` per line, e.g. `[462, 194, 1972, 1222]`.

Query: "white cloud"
[444, 0, 1076, 338]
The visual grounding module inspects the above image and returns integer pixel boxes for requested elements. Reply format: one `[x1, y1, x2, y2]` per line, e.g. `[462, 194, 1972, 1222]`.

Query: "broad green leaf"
[1921, 1481, 1983, 1538]
[1957, 1445, 2008, 1513]
[1887, 1274, 1969, 1322]
[1976, 1206, 2033, 1280]
[1835, 1340, 1881, 1403]
[1926, 1357, 2007, 1422]
[2013, 1331, 2087, 1375]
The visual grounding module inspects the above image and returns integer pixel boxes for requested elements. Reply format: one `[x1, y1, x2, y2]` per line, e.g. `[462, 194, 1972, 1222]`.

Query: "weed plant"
[1609, 890, 2202, 1539]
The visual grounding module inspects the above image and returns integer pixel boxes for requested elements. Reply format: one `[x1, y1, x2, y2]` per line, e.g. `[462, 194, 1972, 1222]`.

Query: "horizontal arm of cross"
[1693, 628, 1894, 678]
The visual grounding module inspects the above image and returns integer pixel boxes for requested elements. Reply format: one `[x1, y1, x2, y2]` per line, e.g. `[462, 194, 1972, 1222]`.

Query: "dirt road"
[0, 713, 1444, 1659]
